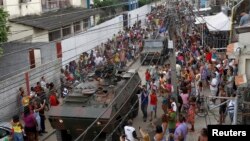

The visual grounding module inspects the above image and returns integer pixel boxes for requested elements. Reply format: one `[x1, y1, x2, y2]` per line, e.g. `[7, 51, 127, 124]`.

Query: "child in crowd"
[11, 115, 25, 141]
[187, 96, 196, 132]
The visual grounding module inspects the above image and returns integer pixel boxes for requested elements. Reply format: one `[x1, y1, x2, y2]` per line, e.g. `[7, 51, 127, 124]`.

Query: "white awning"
[193, 7, 211, 12]
[195, 12, 231, 31]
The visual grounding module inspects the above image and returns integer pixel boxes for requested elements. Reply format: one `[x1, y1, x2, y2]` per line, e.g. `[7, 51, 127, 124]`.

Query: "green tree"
[138, 0, 151, 7]
[94, 0, 119, 23]
[0, 8, 9, 57]
[93, 0, 118, 13]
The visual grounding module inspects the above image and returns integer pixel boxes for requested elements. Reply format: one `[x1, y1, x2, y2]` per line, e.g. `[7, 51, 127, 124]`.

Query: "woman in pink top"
[23, 106, 38, 141]
[180, 87, 189, 113]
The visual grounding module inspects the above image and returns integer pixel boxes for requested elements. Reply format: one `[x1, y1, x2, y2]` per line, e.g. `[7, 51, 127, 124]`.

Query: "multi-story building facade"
[0, 0, 96, 42]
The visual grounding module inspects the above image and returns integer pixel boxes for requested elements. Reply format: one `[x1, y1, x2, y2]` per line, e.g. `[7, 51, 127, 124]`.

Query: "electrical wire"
[0, 24, 146, 119]
[75, 9, 169, 141]
[0, 12, 151, 83]
[1, 12, 148, 58]
[0, 12, 150, 98]
[90, 12, 170, 141]
[91, 40, 164, 141]
[0, 0, 152, 126]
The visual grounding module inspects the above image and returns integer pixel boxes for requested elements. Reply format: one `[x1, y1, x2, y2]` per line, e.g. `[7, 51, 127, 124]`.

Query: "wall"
[127, 4, 151, 27]
[0, 59, 61, 120]
[5, 0, 42, 18]
[61, 15, 123, 65]
[32, 29, 49, 42]
[0, 41, 60, 120]
[8, 22, 34, 42]
[237, 32, 250, 81]
[71, 0, 86, 8]
[0, 42, 57, 80]
[60, 4, 152, 65]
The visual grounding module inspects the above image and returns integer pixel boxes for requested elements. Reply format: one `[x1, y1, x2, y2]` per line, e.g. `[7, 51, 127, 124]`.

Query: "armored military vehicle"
[48, 65, 141, 141]
[141, 36, 169, 65]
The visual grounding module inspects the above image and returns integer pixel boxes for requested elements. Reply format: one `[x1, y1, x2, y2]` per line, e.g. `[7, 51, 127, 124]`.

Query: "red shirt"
[34, 85, 43, 94]
[206, 52, 212, 62]
[150, 94, 157, 105]
[49, 95, 59, 106]
[145, 72, 151, 81]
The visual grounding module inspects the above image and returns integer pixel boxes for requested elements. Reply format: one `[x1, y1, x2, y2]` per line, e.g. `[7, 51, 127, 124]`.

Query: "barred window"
[62, 25, 71, 37]
[74, 22, 81, 33]
[49, 29, 61, 41]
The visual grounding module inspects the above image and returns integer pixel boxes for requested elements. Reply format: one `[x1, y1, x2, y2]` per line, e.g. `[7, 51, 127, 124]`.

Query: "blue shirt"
[141, 90, 149, 105]
[240, 14, 250, 26]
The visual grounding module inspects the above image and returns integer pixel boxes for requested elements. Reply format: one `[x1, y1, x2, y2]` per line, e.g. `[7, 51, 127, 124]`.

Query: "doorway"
[29, 49, 42, 69]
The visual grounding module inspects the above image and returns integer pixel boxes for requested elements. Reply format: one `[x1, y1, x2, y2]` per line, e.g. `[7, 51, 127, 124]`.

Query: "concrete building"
[226, 26, 250, 88]
[9, 7, 100, 42]
[0, 42, 59, 80]
[0, 0, 96, 42]
[1, 0, 90, 18]
[0, 41, 61, 120]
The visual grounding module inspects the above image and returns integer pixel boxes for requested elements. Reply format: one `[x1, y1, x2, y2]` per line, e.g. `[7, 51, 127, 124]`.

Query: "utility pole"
[168, 2, 178, 116]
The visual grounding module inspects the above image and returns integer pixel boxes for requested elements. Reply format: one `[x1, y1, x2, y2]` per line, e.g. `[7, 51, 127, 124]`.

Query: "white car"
[0, 122, 12, 141]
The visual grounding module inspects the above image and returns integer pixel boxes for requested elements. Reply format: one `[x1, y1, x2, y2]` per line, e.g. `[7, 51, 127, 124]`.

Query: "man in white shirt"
[176, 63, 181, 78]
[124, 120, 138, 141]
[228, 94, 236, 124]
[210, 73, 218, 104]
[94, 55, 103, 67]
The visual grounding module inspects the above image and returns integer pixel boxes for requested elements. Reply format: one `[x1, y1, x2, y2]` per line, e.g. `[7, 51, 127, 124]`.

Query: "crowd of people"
[121, 2, 239, 141]
[10, 1, 244, 141]
[11, 4, 168, 141]
[15, 76, 60, 141]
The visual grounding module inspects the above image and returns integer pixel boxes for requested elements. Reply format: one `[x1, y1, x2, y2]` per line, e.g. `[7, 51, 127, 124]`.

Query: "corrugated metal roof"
[9, 7, 101, 30]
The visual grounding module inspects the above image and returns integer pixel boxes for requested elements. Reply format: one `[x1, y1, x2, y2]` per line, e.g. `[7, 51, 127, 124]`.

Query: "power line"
[1, 12, 148, 58]
[92, 39, 166, 141]
[0, 14, 149, 81]
[0, 22, 147, 119]
[75, 12, 168, 140]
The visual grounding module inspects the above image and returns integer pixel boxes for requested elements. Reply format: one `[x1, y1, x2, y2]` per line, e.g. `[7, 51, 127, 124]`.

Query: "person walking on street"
[167, 104, 177, 141]
[174, 114, 188, 141]
[150, 89, 158, 121]
[140, 85, 149, 122]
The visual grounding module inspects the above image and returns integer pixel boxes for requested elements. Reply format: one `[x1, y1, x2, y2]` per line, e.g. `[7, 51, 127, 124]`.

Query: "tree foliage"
[0, 8, 9, 57]
[0, 8, 8, 43]
[138, 0, 151, 7]
[94, 0, 116, 8]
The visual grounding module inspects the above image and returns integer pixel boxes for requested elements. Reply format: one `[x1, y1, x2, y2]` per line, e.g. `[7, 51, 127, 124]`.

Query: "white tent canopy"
[195, 12, 231, 31]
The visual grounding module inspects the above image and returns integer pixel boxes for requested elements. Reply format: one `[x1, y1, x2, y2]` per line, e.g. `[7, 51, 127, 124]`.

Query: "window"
[49, 29, 61, 41]
[83, 19, 89, 31]
[74, 22, 81, 33]
[62, 25, 71, 37]
[29, 49, 42, 69]
[20, 0, 31, 3]
[41, 0, 71, 11]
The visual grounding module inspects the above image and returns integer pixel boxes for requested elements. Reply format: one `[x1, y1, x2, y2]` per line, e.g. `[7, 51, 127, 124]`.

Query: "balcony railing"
[41, 0, 71, 12]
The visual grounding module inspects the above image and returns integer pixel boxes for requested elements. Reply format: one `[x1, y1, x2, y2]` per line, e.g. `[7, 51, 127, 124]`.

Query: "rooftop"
[9, 7, 101, 30]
